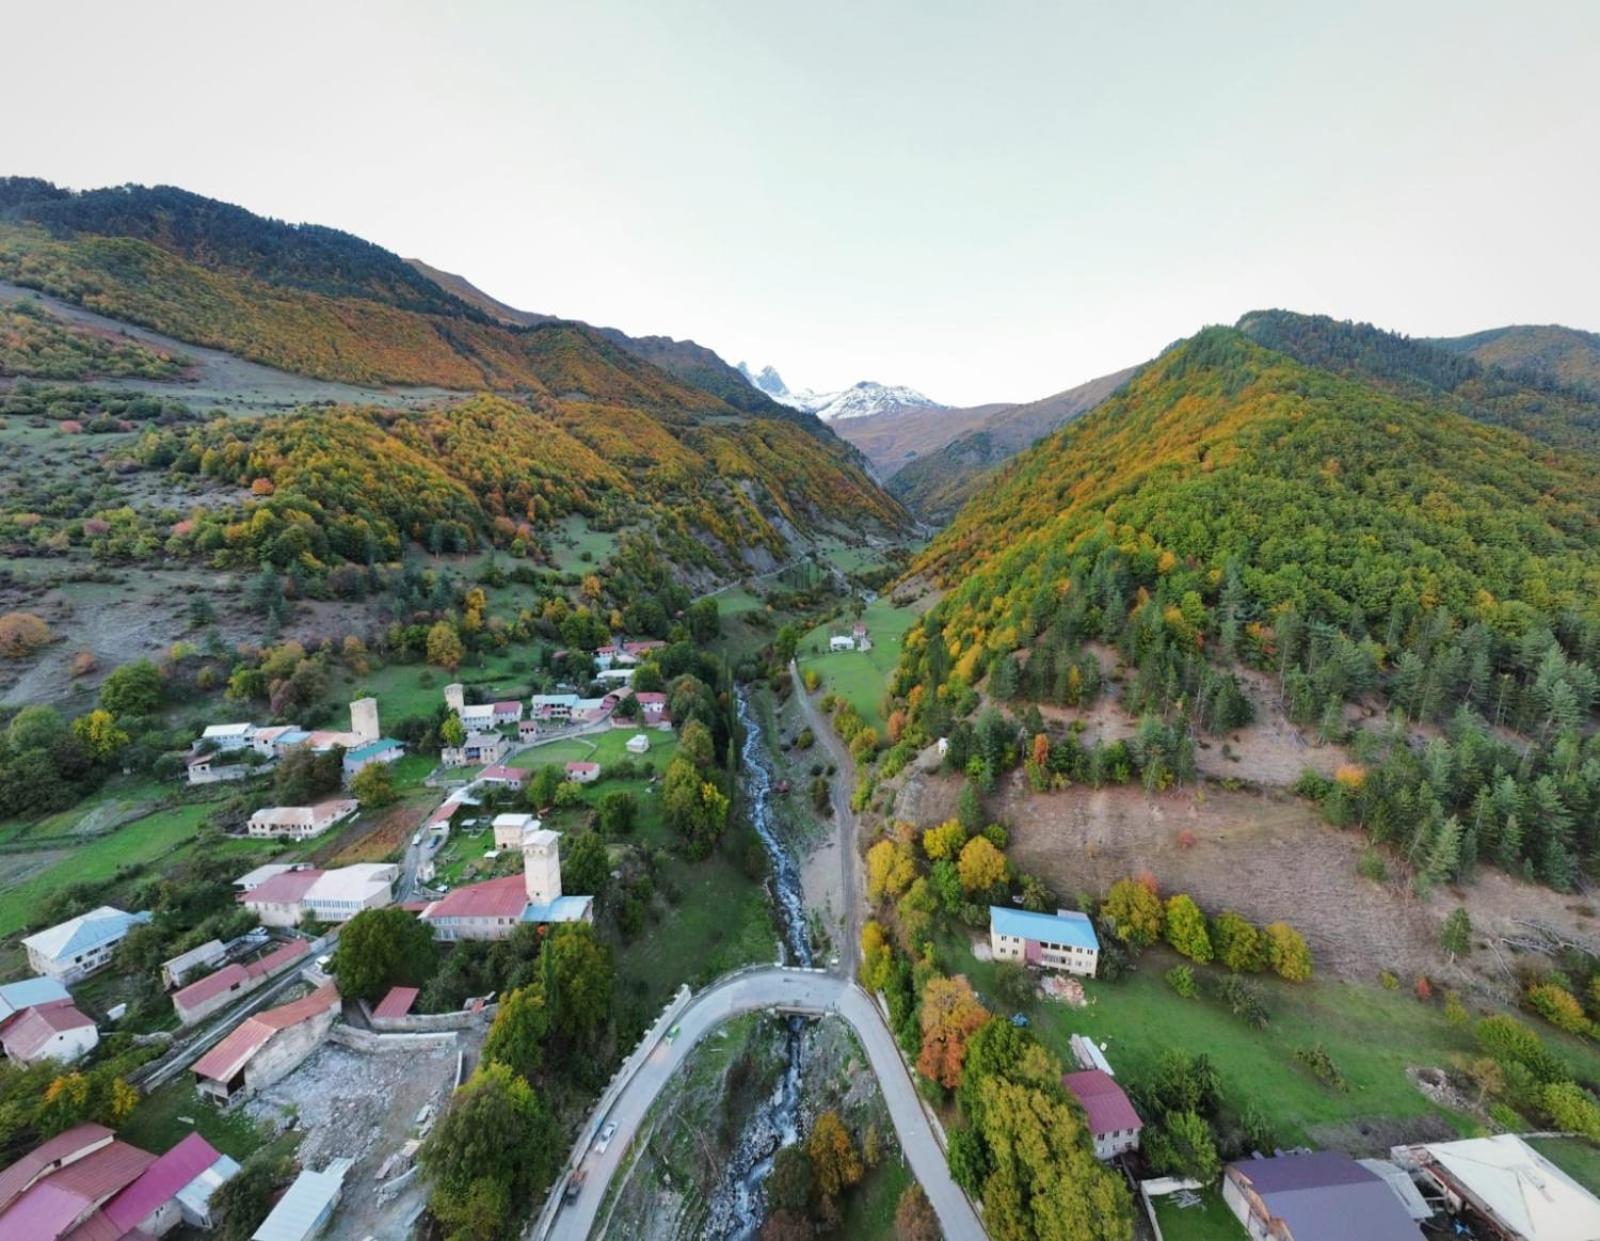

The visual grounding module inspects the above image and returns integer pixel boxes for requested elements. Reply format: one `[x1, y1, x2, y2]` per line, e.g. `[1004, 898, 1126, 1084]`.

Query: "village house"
[479, 764, 527, 791]
[517, 718, 541, 743]
[240, 865, 397, 927]
[626, 733, 650, 754]
[422, 828, 593, 941]
[1, 1000, 98, 1066]
[596, 667, 634, 686]
[170, 940, 311, 1026]
[492, 813, 540, 849]
[441, 731, 510, 768]
[531, 693, 579, 722]
[853, 620, 871, 650]
[342, 737, 404, 779]
[565, 761, 601, 784]
[250, 724, 296, 757]
[633, 692, 671, 726]
[186, 749, 249, 786]
[22, 906, 152, 982]
[1061, 1069, 1142, 1159]
[231, 862, 306, 893]
[0, 977, 72, 1028]
[247, 798, 358, 841]
[0, 1123, 239, 1241]
[988, 906, 1100, 976]
[1223, 1152, 1423, 1241]
[201, 722, 255, 751]
[1393, 1134, 1600, 1239]
[829, 634, 855, 652]
[192, 982, 341, 1104]
[160, 939, 227, 990]
[491, 700, 524, 725]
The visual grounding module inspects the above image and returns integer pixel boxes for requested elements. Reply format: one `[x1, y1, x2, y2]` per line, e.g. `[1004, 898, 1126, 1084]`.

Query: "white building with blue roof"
[22, 906, 153, 982]
[989, 906, 1100, 976]
[0, 977, 72, 1025]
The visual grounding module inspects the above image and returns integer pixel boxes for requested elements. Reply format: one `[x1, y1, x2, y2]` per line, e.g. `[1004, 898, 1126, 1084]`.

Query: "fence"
[330, 1025, 458, 1054]
[357, 999, 499, 1033]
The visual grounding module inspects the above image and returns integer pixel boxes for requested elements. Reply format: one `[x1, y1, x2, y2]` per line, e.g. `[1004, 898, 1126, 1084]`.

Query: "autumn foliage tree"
[805, 1110, 863, 1199]
[957, 835, 1007, 893]
[1102, 877, 1163, 949]
[1163, 894, 1212, 963]
[1264, 922, 1313, 981]
[917, 975, 990, 1089]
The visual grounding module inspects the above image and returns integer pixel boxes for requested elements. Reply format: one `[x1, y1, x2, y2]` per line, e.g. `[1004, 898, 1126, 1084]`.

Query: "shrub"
[1212, 974, 1269, 1028]
[1358, 848, 1388, 883]
[1264, 922, 1312, 982]
[1212, 910, 1264, 972]
[1294, 1044, 1347, 1091]
[1165, 964, 1198, 999]
[1526, 982, 1592, 1036]
[1164, 894, 1213, 963]
[1542, 1081, 1600, 1141]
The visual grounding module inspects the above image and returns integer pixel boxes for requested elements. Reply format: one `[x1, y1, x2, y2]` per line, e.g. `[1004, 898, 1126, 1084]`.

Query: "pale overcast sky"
[5, 1, 1598, 404]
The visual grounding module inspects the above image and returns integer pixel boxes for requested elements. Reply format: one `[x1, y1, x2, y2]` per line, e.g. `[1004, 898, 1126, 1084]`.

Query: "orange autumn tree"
[917, 975, 990, 1088]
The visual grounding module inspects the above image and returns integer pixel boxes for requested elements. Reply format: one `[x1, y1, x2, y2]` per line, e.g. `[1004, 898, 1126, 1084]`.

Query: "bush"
[1358, 848, 1389, 883]
[1264, 922, 1312, 982]
[1165, 964, 1198, 998]
[1212, 910, 1264, 972]
[1212, 974, 1269, 1028]
[1526, 982, 1592, 1036]
[1163, 895, 1213, 963]
[1294, 1044, 1347, 1091]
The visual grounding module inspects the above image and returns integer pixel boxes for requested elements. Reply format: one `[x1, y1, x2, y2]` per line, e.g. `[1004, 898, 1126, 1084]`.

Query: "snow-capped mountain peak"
[738, 363, 944, 421]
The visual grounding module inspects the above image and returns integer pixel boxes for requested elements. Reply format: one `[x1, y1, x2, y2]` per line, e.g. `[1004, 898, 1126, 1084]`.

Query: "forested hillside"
[885, 365, 1136, 521]
[1240, 310, 1600, 456]
[901, 327, 1600, 890]
[1431, 323, 1600, 395]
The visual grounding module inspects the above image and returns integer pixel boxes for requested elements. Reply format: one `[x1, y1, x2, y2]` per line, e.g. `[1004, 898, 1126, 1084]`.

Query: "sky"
[5, 0, 1598, 405]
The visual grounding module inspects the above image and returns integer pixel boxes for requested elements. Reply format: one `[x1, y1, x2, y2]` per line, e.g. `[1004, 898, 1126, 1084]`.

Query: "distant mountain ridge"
[1428, 323, 1600, 395]
[738, 361, 945, 422]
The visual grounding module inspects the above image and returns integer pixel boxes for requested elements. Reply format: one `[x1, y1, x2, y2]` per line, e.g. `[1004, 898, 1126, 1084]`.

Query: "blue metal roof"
[988, 906, 1100, 950]
[22, 906, 152, 963]
[520, 895, 593, 923]
[0, 976, 71, 1018]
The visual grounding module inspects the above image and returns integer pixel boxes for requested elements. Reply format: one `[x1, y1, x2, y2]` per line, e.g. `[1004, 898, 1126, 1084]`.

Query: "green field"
[797, 596, 924, 731]
[511, 727, 678, 774]
[335, 644, 544, 728]
[0, 774, 173, 846]
[0, 800, 226, 936]
[937, 935, 1600, 1146]
[549, 514, 622, 573]
[122, 1079, 288, 1162]
[1152, 1186, 1247, 1240]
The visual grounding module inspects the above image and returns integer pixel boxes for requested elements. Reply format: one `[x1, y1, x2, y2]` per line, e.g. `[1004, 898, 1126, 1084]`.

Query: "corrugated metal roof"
[1417, 1135, 1600, 1240]
[522, 895, 593, 923]
[192, 983, 339, 1084]
[102, 1134, 221, 1231]
[1229, 1153, 1422, 1241]
[250, 1159, 351, 1241]
[423, 875, 528, 921]
[0, 977, 72, 1022]
[1061, 1070, 1142, 1138]
[22, 908, 151, 964]
[1, 1003, 95, 1061]
[243, 870, 324, 906]
[0, 1125, 113, 1216]
[988, 906, 1100, 950]
[0, 1141, 154, 1239]
[173, 941, 309, 1013]
[372, 987, 418, 1020]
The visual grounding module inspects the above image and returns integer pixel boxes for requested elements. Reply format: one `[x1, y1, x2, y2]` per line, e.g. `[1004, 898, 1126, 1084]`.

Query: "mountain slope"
[884, 365, 1136, 520]
[0, 178, 910, 567]
[903, 325, 1600, 886]
[1240, 310, 1600, 457]
[1430, 324, 1600, 394]
[404, 257, 554, 327]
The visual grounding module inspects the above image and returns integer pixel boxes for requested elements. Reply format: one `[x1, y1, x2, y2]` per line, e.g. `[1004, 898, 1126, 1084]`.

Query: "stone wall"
[329, 1025, 458, 1054]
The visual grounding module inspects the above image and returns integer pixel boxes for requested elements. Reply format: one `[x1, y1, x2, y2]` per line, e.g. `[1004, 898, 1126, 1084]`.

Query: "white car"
[593, 1121, 618, 1154]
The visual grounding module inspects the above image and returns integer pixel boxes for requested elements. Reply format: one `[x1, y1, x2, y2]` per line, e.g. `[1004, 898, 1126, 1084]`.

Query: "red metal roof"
[192, 982, 339, 1084]
[1062, 1070, 1142, 1138]
[423, 874, 527, 921]
[102, 1133, 220, 1231]
[480, 765, 525, 783]
[0, 1141, 154, 1239]
[566, 762, 599, 773]
[0, 1125, 113, 1216]
[372, 986, 419, 1019]
[634, 693, 667, 705]
[242, 869, 323, 906]
[1, 1003, 95, 1062]
[173, 941, 310, 1013]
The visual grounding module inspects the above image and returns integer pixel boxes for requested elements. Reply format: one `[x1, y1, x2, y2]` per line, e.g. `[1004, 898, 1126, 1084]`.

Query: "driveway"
[543, 967, 983, 1241]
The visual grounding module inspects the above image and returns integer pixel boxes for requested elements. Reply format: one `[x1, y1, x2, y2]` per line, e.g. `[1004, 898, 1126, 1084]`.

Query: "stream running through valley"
[706, 689, 814, 1239]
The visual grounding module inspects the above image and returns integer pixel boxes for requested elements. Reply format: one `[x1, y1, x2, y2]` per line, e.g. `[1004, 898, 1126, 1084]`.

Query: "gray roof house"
[1223, 1152, 1424, 1241]
[21, 906, 152, 982]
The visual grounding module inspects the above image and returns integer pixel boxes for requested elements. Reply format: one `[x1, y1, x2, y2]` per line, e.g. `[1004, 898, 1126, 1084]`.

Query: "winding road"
[545, 967, 983, 1241]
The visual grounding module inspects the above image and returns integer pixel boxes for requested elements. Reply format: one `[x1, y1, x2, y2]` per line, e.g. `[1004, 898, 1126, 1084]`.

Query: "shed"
[373, 986, 419, 1020]
[251, 1157, 353, 1241]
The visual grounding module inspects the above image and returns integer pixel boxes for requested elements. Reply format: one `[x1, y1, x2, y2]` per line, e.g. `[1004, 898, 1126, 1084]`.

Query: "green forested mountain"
[1430, 323, 1600, 395]
[900, 326, 1600, 889]
[1239, 309, 1600, 455]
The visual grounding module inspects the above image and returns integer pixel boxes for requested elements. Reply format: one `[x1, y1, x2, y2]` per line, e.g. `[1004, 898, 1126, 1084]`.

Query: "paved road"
[545, 968, 983, 1241]
[788, 659, 865, 980]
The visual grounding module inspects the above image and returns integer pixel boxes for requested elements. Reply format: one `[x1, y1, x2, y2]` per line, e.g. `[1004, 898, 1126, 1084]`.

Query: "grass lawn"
[335, 643, 543, 728]
[611, 851, 777, 1014]
[841, 1157, 913, 1239]
[937, 934, 1564, 1146]
[121, 1079, 276, 1160]
[796, 596, 923, 732]
[1530, 1136, 1600, 1196]
[0, 800, 225, 936]
[1151, 1186, 1247, 1240]
[512, 727, 678, 774]
[0, 773, 172, 846]
[549, 514, 621, 573]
